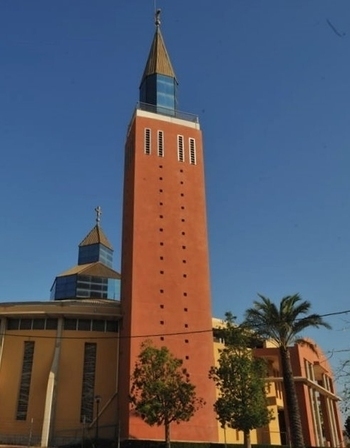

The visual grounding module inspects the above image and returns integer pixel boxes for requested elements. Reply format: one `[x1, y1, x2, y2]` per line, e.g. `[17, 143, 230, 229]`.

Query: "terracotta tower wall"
[119, 109, 217, 442]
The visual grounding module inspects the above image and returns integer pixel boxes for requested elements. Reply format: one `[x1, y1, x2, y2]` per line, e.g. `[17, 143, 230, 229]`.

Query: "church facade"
[0, 13, 344, 448]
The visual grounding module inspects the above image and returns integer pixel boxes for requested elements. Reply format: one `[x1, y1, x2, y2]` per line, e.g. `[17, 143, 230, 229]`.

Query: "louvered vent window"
[189, 138, 196, 165]
[16, 341, 35, 420]
[177, 135, 184, 162]
[80, 343, 97, 423]
[144, 128, 151, 155]
[158, 131, 164, 157]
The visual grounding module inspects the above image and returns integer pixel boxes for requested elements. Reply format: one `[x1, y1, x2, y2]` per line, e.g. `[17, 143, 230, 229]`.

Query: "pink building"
[254, 341, 343, 447]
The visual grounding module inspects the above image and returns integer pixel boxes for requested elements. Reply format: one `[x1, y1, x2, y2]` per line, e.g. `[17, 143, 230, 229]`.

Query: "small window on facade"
[7, 318, 20, 330]
[106, 321, 118, 333]
[158, 131, 164, 157]
[92, 320, 105, 332]
[144, 128, 151, 155]
[32, 319, 45, 330]
[20, 319, 32, 330]
[189, 138, 196, 165]
[78, 319, 91, 331]
[46, 318, 58, 330]
[64, 318, 77, 330]
[177, 135, 184, 162]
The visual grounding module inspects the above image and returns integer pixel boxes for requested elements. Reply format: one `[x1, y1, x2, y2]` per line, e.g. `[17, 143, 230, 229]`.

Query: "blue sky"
[1, 1, 350, 376]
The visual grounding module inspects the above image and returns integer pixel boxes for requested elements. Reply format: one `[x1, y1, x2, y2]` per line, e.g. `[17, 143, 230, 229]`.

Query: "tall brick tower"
[118, 12, 218, 443]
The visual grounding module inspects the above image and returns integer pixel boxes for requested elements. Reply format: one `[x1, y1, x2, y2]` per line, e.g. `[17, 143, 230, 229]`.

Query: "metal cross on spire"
[95, 206, 102, 225]
[155, 8, 161, 27]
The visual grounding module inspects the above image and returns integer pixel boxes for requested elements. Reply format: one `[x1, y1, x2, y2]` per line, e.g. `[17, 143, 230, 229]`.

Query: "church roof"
[57, 261, 120, 279]
[140, 26, 177, 84]
[79, 225, 113, 250]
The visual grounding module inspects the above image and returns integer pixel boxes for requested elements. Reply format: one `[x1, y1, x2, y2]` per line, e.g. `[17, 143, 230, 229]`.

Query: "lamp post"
[94, 395, 101, 439]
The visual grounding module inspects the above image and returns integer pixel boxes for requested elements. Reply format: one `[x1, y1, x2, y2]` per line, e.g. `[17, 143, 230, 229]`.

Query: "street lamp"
[94, 395, 101, 439]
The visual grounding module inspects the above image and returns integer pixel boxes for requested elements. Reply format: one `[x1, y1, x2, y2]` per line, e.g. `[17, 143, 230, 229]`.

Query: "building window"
[78, 319, 91, 331]
[64, 318, 77, 330]
[189, 138, 196, 165]
[32, 319, 45, 330]
[144, 128, 151, 155]
[7, 318, 20, 330]
[7, 318, 58, 331]
[106, 321, 118, 332]
[46, 318, 58, 330]
[16, 341, 35, 420]
[158, 131, 164, 157]
[80, 343, 97, 423]
[177, 135, 184, 162]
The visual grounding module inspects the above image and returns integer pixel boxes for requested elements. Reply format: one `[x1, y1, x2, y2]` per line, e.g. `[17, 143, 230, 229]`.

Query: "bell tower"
[118, 11, 218, 442]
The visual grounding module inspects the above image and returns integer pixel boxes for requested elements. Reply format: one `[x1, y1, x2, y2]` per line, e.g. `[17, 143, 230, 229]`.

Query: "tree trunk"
[244, 430, 251, 448]
[280, 346, 305, 448]
[165, 421, 170, 448]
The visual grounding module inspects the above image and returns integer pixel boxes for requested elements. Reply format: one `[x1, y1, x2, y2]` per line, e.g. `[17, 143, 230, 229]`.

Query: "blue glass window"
[51, 275, 77, 300]
[78, 244, 113, 268]
[140, 74, 177, 116]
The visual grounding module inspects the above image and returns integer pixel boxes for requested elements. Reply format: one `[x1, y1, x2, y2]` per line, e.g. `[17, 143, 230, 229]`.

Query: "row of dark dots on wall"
[158, 165, 189, 359]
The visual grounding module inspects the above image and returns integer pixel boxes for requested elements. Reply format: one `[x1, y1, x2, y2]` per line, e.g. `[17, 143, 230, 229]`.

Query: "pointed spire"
[140, 14, 177, 84]
[79, 207, 113, 250]
[139, 11, 178, 114]
[79, 225, 113, 250]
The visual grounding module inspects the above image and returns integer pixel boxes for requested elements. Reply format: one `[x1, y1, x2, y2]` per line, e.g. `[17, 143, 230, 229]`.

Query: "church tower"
[118, 12, 218, 442]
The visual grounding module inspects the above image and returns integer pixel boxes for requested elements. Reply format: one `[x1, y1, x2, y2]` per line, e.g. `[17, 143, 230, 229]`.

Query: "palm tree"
[244, 294, 331, 448]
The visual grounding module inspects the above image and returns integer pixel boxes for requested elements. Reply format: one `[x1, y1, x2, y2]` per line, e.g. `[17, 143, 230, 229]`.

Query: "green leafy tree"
[130, 340, 204, 448]
[209, 313, 273, 448]
[244, 294, 331, 448]
[345, 415, 350, 439]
